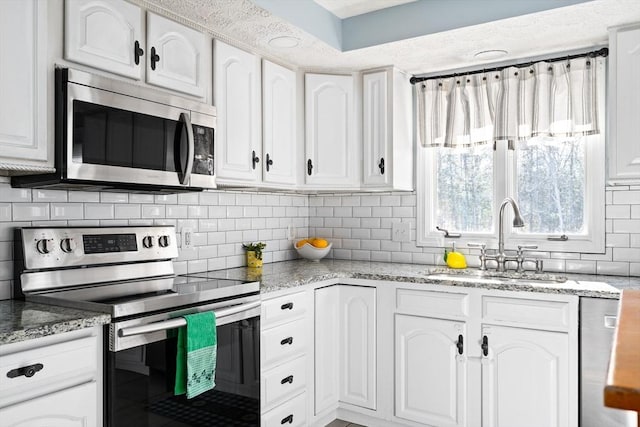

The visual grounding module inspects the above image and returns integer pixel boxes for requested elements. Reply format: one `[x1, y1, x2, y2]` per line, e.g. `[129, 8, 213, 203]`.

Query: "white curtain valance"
[416, 56, 602, 148]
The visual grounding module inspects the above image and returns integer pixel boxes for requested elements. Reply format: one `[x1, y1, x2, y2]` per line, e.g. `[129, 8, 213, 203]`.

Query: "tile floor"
[326, 420, 366, 427]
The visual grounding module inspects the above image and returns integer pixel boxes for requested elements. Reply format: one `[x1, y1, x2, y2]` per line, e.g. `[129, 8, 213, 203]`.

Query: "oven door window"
[107, 318, 259, 427]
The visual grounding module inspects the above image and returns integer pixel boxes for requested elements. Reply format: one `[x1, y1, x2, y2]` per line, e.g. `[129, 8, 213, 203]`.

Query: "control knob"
[158, 235, 170, 248]
[142, 236, 154, 248]
[60, 238, 77, 253]
[36, 239, 53, 254]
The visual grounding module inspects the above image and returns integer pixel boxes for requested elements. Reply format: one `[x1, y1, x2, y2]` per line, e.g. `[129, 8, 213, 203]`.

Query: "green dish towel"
[174, 311, 217, 399]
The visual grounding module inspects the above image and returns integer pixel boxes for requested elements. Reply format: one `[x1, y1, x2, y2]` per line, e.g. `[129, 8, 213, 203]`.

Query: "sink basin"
[425, 268, 568, 284]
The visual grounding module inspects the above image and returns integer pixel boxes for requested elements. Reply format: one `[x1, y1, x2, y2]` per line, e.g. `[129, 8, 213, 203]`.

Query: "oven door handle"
[118, 301, 261, 338]
[178, 112, 194, 186]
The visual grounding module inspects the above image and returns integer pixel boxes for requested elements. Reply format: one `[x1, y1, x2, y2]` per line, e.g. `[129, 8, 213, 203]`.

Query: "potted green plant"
[242, 242, 266, 268]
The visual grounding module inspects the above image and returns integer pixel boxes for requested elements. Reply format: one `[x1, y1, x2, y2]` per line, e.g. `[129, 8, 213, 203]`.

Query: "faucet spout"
[497, 198, 525, 271]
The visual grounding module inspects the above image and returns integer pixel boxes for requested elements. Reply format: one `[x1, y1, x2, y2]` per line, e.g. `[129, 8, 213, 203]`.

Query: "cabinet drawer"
[262, 356, 307, 410]
[482, 296, 570, 329]
[0, 336, 97, 407]
[262, 320, 307, 370]
[396, 288, 469, 317]
[262, 291, 308, 328]
[262, 392, 306, 427]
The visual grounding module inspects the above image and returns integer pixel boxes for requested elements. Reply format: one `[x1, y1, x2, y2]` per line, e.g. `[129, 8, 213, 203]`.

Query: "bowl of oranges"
[294, 237, 332, 261]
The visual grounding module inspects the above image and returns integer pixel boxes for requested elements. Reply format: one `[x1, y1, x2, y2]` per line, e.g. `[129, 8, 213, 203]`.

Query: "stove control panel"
[19, 226, 179, 270]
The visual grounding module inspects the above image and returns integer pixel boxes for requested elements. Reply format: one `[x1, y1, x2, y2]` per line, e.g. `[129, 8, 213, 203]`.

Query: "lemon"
[311, 238, 329, 248]
[295, 239, 308, 248]
[446, 251, 467, 269]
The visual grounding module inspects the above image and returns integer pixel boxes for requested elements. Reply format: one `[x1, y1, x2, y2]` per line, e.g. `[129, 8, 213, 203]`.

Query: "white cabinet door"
[146, 12, 208, 97]
[362, 70, 389, 187]
[0, 381, 97, 427]
[215, 40, 261, 183]
[65, 0, 143, 80]
[262, 60, 297, 186]
[339, 286, 376, 410]
[0, 0, 51, 173]
[395, 315, 467, 427]
[314, 286, 339, 415]
[482, 325, 571, 427]
[304, 73, 359, 188]
[609, 24, 640, 183]
[362, 68, 413, 191]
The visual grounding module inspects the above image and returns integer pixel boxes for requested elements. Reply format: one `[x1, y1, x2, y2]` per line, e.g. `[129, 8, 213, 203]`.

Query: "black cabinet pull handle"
[281, 375, 294, 385]
[266, 153, 273, 172]
[481, 335, 489, 357]
[281, 302, 293, 310]
[134, 40, 144, 65]
[7, 363, 43, 379]
[457, 334, 464, 355]
[150, 47, 160, 70]
[252, 150, 260, 170]
[378, 157, 385, 175]
[307, 159, 313, 176]
[281, 337, 293, 346]
[281, 414, 294, 424]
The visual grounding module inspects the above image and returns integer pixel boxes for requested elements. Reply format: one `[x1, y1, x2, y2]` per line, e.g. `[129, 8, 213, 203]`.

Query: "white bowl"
[295, 242, 332, 261]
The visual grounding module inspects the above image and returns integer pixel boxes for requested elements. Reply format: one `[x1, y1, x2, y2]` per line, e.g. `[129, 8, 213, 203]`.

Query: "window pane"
[436, 145, 493, 232]
[516, 138, 585, 234]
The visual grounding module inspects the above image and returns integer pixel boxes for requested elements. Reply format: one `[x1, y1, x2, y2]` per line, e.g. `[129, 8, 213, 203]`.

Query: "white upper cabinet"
[609, 24, 640, 184]
[65, 0, 209, 97]
[65, 0, 143, 80]
[146, 12, 207, 97]
[305, 73, 360, 189]
[0, 0, 51, 173]
[262, 60, 297, 187]
[214, 40, 262, 184]
[362, 68, 413, 190]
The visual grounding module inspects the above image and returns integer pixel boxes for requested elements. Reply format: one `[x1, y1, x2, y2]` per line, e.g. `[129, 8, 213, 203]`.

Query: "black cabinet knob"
[456, 334, 464, 355]
[252, 150, 260, 170]
[134, 40, 144, 65]
[481, 335, 489, 357]
[307, 159, 313, 176]
[7, 363, 43, 379]
[378, 157, 385, 175]
[281, 414, 294, 424]
[280, 302, 293, 310]
[280, 375, 294, 385]
[150, 47, 160, 70]
[266, 153, 273, 172]
[280, 337, 293, 346]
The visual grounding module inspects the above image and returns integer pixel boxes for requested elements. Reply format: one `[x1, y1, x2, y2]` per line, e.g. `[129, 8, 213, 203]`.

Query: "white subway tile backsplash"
[613, 219, 640, 233]
[612, 247, 640, 262]
[325, 217, 342, 227]
[596, 261, 629, 276]
[341, 196, 361, 206]
[141, 205, 165, 218]
[0, 281, 11, 300]
[391, 252, 412, 263]
[0, 241, 12, 261]
[188, 259, 208, 273]
[33, 189, 67, 203]
[632, 205, 640, 219]
[0, 261, 12, 280]
[0, 204, 11, 222]
[13, 203, 49, 221]
[235, 218, 252, 230]
[353, 207, 372, 217]
[371, 251, 391, 262]
[392, 206, 413, 218]
[361, 240, 381, 251]
[128, 193, 154, 204]
[565, 260, 596, 274]
[372, 207, 392, 217]
[199, 192, 218, 205]
[101, 193, 128, 203]
[198, 219, 218, 232]
[333, 248, 352, 260]
[361, 195, 380, 207]
[606, 205, 630, 218]
[631, 263, 640, 276]
[352, 250, 371, 261]
[607, 233, 630, 248]
[0, 186, 31, 202]
[236, 194, 252, 205]
[178, 193, 199, 205]
[613, 190, 640, 205]
[381, 195, 401, 206]
[155, 194, 178, 204]
[51, 203, 84, 220]
[188, 205, 208, 218]
[631, 234, 640, 248]
[342, 217, 361, 228]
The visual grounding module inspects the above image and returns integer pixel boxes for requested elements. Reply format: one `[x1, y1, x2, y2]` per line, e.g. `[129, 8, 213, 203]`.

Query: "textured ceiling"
[312, 0, 417, 19]
[137, 0, 640, 75]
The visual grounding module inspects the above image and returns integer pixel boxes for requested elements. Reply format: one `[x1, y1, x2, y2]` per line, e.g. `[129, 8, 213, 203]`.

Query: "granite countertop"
[0, 300, 110, 345]
[202, 259, 640, 298]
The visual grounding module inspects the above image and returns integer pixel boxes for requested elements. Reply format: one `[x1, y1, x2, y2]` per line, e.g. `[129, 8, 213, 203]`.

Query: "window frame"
[416, 62, 606, 254]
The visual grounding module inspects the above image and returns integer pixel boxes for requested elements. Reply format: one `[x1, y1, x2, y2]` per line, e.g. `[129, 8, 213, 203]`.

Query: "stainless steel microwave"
[13, 67, 215, 192]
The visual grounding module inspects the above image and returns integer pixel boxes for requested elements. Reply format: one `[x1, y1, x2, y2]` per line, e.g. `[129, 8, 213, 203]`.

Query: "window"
[417, 56, 606, 253]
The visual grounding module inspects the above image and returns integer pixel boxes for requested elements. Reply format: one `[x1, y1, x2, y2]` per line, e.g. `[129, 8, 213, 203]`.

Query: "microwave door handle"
[118, 301, 261, 337]
[179, 112, 194, 185]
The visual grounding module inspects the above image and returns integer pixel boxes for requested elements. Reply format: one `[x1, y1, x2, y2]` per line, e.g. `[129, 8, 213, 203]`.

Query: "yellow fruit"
[446, 251, 467, 269]
[295, 239, 308, 248]
[311, 238, 329, 248]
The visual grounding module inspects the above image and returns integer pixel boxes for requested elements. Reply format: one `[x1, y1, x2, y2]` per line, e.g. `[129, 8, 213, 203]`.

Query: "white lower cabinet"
[314, 285, 377, 418]
[261, 291, 310, 420]
[0, 381, 97, 427]
[395, 315, 467, 427]
[0, 327, 102, 426]
[482, 325, 571, 427]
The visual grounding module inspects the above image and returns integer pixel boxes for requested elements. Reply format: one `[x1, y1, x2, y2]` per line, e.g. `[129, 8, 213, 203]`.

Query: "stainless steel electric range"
[14, 226, 260, 427]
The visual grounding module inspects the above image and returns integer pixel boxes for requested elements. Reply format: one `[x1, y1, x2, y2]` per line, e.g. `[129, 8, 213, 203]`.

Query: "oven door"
[64, 75, 215, 190]
[106, 298, 260, 427]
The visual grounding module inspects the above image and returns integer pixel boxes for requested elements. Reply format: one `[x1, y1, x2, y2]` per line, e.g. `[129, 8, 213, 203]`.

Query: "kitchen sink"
[424, 267, 568, 284]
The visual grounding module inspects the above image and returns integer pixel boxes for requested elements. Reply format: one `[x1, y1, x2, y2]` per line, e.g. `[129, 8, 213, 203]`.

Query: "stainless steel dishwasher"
[580, 297, 637, 427]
